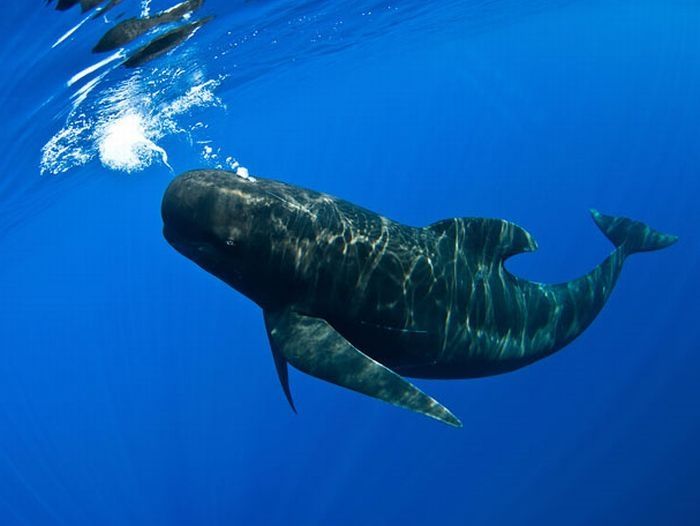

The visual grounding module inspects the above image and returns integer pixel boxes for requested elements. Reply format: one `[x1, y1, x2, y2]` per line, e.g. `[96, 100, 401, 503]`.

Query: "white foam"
[40, 119, 92, 175]
[140, 0, 151, 18]
[162, 79, 223, 118]
[236, 166, 255, 181]
[96, 113, 170, 173]
[41, 71, 227, 175]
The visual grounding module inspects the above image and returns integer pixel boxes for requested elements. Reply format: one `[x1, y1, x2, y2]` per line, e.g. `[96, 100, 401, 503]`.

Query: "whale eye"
[225, 239, 236, 247]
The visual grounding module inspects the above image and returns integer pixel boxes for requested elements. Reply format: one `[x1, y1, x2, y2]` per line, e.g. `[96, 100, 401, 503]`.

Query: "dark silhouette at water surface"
[92, 0, 205, 52]
[123, 17, 213, 68]
[49, 0, 210, 68]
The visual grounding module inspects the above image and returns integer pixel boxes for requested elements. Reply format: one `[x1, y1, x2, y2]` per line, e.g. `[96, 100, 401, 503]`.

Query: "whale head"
[162, 169, 310, 307]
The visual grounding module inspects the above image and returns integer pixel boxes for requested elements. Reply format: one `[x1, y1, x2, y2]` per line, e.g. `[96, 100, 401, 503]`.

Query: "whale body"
[162, 170, 677, 426]
[50, 0, 208, 68]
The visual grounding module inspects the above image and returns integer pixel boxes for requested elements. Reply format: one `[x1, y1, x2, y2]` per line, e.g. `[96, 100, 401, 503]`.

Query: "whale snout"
[162, 172, 206, 244]
[161, 169, 266, 267]
[163, 170, 225, 249]
[161, 169, 287, 304]
[162, 169, 244, 236]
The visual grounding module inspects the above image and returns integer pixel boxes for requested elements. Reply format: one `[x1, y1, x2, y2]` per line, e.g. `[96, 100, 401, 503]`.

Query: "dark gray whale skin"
[123, 17, 213, 68]
[49, 0, 121, 13]
[162, 170, 677, 426]
[92, 0, 204, 52]
[50, 0, 207, 68]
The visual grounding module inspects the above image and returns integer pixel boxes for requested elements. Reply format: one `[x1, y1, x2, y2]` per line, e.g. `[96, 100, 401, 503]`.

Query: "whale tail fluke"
[591, 209, 678, 255]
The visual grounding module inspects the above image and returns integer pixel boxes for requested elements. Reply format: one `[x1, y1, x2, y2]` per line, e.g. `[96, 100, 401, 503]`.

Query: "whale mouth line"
[162, 225, 213, 256]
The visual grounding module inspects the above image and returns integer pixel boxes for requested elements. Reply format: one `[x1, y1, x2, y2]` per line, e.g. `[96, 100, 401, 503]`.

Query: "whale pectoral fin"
[263, 308, 462, 427]
[268, 335, 297, 413]
[263, 313, 297, 413]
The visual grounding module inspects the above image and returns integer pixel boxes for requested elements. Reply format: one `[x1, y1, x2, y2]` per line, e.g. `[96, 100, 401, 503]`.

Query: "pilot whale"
[162, 170, 677, 427]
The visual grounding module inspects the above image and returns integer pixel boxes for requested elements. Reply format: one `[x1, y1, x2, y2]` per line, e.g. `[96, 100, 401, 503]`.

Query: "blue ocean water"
[1, 1, 699, 524]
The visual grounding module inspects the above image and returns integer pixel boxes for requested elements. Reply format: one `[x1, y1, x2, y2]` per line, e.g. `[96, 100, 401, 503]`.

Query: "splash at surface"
[41, 71, 225, 175]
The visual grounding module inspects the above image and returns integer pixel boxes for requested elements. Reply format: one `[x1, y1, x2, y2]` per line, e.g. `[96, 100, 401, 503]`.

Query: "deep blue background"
[1, 1, 699, 524]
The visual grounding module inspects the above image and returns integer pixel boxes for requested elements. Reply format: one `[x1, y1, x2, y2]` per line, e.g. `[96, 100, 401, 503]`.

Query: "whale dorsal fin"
[427, 218, 538, 261]
[263, 308, 462, 427]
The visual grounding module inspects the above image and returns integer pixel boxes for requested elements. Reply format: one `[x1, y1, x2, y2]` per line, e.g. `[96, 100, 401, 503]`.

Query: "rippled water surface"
[0, 1, 699, 524]
[4, 0, 576, 229]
